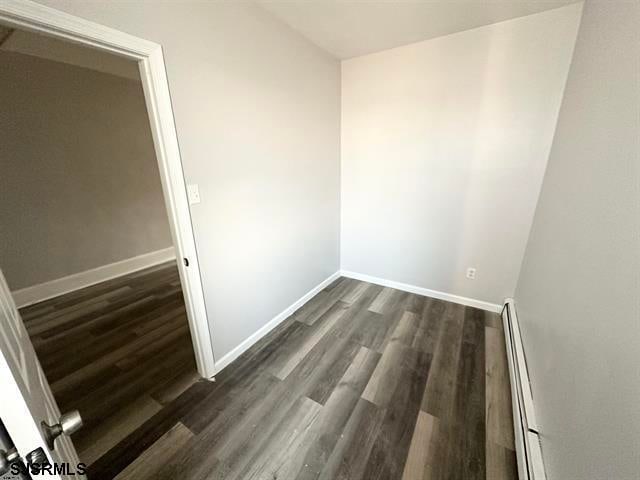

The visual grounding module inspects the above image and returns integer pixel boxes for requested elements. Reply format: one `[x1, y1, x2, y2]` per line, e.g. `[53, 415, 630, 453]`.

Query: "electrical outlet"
[466, 267, 477, 280]
[187, 184, 201, 205]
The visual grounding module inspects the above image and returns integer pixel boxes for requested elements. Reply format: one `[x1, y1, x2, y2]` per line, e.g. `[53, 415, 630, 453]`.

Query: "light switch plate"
[187, 184, 201, 205]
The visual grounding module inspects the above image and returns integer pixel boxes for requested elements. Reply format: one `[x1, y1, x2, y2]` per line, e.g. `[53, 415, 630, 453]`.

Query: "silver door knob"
[41, 411, 83, 450]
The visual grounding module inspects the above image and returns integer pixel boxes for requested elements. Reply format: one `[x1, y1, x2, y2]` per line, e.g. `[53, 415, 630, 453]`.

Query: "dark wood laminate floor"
[21, 269, 517, 480]
[19, 261, 199, 467]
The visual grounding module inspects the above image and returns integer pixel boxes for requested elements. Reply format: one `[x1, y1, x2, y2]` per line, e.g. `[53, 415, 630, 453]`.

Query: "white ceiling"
[257, 0, 581, 59]
[0, 27, 139, 81]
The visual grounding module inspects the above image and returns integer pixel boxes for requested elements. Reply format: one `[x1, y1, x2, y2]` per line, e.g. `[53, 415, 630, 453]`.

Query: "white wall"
[514, 1, 640, 479]
[340, 4, 582, 305]
[33, 0, 342, 362]
[0, 50, 172, 291]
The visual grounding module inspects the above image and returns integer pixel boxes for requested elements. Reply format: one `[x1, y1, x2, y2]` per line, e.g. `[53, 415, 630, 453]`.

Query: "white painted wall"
[340, 4, 582, 305]
[514, 1, 640, 478]
[33, 1, 341, 362]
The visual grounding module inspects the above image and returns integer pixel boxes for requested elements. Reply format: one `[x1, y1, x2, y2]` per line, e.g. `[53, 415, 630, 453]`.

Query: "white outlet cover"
[466, 268, 477, 279]
[187, 184, 201, 205]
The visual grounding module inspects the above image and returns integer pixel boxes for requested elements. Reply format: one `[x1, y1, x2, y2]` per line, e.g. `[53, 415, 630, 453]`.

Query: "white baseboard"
[210, 268, 500, 375]
[340, 270, 502, 313]
[12, 247, 176, 308]
[213, 271, 341, 374]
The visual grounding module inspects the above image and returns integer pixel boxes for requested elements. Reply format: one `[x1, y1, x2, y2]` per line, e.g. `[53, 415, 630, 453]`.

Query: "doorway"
[0, 3, 215, 474]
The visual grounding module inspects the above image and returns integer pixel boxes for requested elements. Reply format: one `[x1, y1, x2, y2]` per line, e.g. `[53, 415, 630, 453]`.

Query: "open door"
[0, 268, 85, 479]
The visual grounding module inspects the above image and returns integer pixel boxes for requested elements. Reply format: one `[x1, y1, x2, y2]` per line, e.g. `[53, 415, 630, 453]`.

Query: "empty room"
[0, 1, 637, 480]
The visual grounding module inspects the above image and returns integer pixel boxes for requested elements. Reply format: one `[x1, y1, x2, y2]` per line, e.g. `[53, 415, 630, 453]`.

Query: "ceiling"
[257, 0, 581, 59]
[0, 27, 139, 80]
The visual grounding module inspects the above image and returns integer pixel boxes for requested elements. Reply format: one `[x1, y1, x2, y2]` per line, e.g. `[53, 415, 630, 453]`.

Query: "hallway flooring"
[20, 262, 198, 467]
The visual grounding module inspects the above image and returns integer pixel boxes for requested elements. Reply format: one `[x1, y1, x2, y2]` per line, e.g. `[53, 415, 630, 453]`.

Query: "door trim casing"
[0, 0, 217, 377]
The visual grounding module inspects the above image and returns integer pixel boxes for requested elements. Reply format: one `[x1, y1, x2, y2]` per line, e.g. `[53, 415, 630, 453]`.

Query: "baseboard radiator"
[502, 299, 547, 480]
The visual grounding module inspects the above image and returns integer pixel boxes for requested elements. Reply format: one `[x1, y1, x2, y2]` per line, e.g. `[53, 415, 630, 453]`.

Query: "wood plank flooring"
[20, 269, 517, 480]
[19, 261, 199, 467]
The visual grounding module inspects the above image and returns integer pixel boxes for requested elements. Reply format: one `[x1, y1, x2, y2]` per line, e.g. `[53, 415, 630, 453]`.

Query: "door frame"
[0, 0, 217, 378]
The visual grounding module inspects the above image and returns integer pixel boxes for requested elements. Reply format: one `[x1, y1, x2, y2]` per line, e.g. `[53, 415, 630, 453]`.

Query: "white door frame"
[0, 0, 217, 378]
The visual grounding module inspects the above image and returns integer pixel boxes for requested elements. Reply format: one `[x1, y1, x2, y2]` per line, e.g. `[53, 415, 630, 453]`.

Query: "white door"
[0, 268, 84, 479]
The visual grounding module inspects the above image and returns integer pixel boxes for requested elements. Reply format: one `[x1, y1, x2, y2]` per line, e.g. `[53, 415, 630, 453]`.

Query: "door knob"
[41, 411, 83, 450]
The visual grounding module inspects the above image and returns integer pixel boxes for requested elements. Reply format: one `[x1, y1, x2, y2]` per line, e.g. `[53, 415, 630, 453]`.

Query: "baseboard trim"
[213, 270, 341, 374]
[340, 270, 502, 313]
[12, 247, 176, 308]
